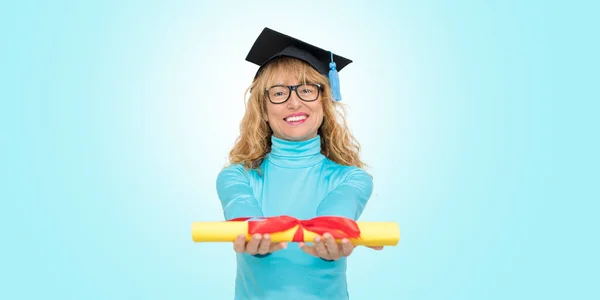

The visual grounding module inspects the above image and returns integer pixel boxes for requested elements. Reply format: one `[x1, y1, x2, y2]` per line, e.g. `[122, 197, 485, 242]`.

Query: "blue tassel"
[329, 52, 342, 101]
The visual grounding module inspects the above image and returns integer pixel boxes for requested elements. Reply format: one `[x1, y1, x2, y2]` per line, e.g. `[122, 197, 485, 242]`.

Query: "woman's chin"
[281, 131, 317, 141]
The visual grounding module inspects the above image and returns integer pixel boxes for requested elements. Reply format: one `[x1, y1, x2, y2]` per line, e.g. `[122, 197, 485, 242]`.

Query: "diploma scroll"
[191, 216, 400, 246]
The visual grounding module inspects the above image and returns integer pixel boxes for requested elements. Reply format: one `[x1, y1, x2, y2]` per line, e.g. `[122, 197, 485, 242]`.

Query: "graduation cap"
[245, 27, 352, 101]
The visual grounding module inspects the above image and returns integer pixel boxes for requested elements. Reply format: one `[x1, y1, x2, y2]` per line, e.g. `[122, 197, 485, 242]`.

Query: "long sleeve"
[216, 164, 264, 220]
[316, 167, 374, 221]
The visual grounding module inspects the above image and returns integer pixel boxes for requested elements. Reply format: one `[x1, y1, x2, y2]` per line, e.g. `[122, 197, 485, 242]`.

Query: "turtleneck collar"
[266, 135, 326, 168]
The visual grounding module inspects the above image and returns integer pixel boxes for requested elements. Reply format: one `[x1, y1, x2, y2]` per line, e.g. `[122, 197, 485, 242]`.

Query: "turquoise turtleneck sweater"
[216, 135, 373, 300]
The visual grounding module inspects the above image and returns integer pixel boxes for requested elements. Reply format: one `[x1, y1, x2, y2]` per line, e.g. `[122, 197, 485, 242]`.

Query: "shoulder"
[322, 159, 373, 187]
[216, 163, 262, 185]
[217, 163, 247, 177]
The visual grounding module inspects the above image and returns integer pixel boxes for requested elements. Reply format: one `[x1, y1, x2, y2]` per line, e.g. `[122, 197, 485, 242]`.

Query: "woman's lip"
[283, 112, 309, 119]
[285, 118, 307, 125]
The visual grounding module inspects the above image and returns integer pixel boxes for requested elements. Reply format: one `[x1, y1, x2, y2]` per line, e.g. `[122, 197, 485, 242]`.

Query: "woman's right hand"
[233, 233, 287, 255]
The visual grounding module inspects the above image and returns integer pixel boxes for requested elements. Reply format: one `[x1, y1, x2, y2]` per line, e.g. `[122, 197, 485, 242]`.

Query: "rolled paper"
[191, 215, 400, 246]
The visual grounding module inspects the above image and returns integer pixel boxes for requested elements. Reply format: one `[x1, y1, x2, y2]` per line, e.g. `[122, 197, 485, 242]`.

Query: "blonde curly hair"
[228, 57, 366, 170]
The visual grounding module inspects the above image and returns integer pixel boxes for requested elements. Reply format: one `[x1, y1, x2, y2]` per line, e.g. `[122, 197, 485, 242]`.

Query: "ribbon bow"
[229, 215, 360, 242]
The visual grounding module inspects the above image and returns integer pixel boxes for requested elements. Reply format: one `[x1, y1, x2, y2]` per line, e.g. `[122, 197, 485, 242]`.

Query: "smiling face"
[263, 72, 324, 141]
[229, 56, 365, 169]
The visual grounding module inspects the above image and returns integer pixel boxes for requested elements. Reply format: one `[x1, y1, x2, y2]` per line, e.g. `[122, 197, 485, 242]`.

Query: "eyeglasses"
[265, 83, 322, 104]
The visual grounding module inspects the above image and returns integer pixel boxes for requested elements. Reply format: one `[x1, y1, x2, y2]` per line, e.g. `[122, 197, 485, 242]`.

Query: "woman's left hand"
[299, 233, 383, 261]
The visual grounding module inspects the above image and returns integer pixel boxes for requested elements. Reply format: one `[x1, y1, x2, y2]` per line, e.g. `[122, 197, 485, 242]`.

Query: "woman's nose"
[286, 92, 302, 109]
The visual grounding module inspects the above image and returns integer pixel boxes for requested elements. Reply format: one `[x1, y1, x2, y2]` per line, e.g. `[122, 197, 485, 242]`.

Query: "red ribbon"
[229, 215, 360, 242]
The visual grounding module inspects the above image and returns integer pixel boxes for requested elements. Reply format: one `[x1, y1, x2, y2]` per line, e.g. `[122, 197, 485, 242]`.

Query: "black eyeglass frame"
[265, 83, 323, 104]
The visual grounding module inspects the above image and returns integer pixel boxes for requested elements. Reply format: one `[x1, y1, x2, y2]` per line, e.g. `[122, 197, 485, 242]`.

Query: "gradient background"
[2, 0, 597, 299]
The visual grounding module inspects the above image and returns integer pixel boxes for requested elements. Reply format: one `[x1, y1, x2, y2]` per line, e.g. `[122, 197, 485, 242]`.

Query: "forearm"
[316, 168, 373, 220]
[216, 164, 264, 220]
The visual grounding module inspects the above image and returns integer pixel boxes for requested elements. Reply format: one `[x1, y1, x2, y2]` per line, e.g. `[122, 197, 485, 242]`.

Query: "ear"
[262, 98, 269, 122]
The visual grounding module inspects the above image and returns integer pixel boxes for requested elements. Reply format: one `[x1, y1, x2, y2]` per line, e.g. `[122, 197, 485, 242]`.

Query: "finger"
[314, 235, 330, 260]
[323, 233, 340, 259]
[340, 238, 354, 256]
[233, 234, 246, 253]
[368, 246, 384, 250]
[299, 242, 317, 256]
[269, 241, 288, 253]
[246, 234, 261, 255]
[257, 234, 271, 255]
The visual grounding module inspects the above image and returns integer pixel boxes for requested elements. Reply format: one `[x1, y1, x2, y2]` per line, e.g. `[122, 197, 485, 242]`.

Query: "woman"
[216, 27, 382, 300]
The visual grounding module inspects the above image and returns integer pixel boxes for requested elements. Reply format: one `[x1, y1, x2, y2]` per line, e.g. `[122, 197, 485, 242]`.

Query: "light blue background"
[2, 0, 597, 299]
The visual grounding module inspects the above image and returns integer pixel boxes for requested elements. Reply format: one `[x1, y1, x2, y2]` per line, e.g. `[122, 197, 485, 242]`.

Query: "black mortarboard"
[245, 27, 352, 101]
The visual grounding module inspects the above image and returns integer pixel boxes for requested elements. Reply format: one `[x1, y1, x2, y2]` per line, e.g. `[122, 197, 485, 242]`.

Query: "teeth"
[286, 115, 307, 122]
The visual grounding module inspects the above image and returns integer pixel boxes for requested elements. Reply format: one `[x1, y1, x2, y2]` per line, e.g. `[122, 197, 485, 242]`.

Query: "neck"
[267, 135, 325, 168]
